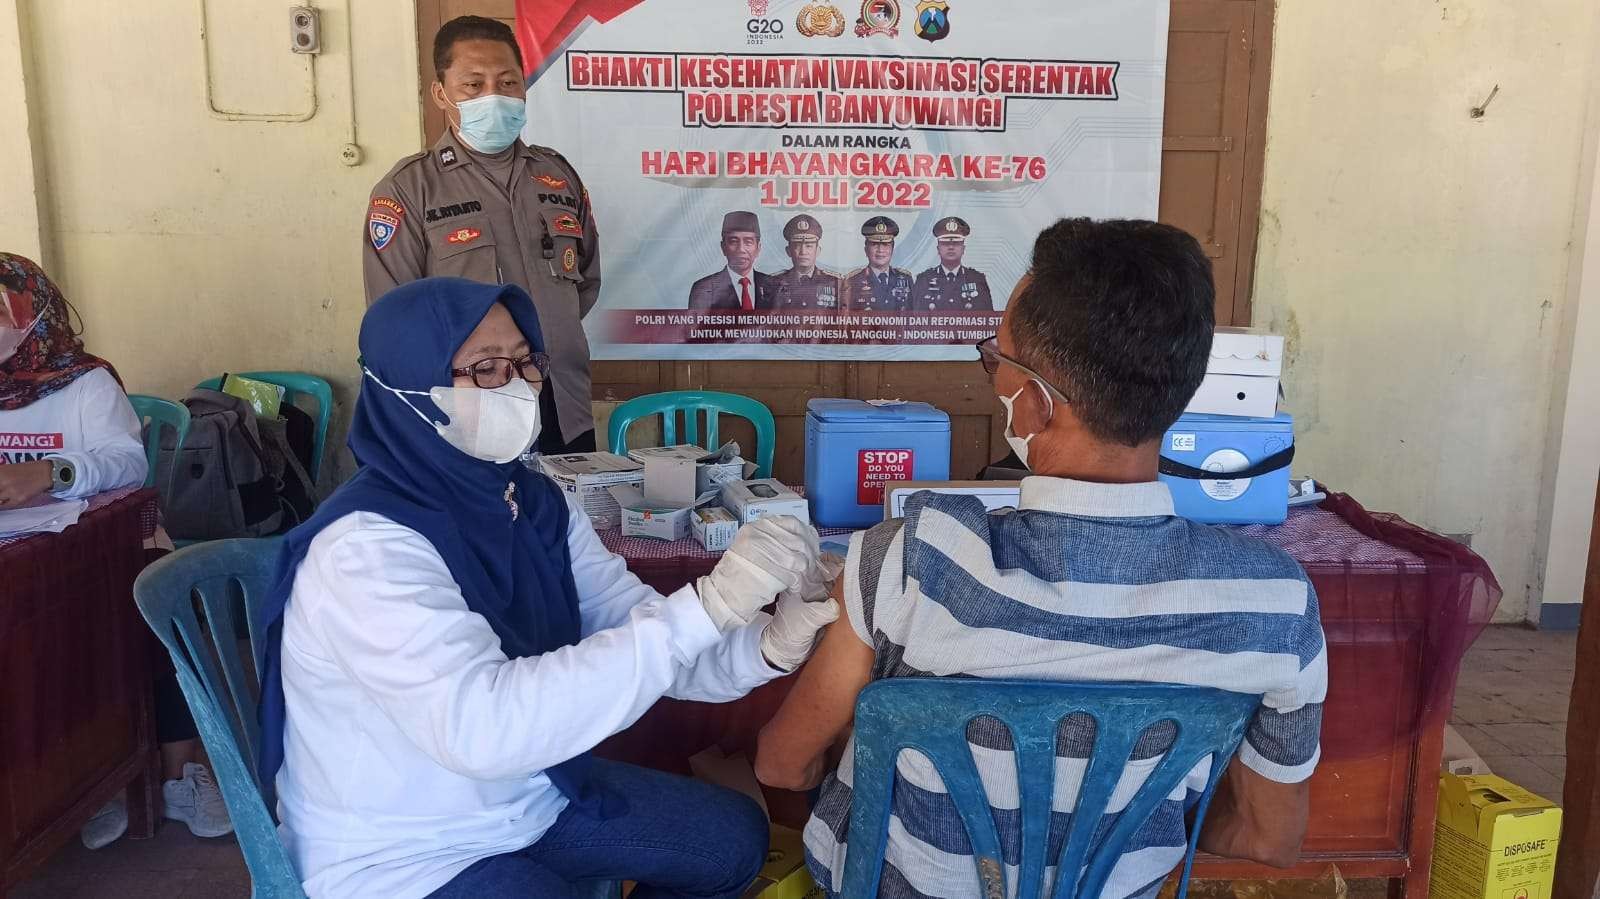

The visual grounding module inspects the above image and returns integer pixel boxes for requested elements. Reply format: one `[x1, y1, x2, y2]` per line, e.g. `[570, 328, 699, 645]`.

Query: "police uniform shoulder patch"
[535, 173, 569, 190]
[439, 146, 458, 167]
[552, 213, 583, 236]
[368, 196, 404, 252]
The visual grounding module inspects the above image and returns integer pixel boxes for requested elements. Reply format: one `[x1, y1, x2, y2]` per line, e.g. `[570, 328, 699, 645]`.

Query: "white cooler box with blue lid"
[805, 399, 951, 528]
[1158, 412, 1295, 525]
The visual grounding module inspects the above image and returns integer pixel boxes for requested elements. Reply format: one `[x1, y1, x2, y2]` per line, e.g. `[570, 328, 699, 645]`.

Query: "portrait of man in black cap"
[843, 216, 913, 312]
[770, 214, 844, 313]
[912, 216, 994, 311]
[687, 211, 775, 311]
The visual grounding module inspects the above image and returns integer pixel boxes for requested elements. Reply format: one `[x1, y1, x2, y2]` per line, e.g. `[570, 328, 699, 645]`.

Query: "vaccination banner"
[516, 0, 1168, 360]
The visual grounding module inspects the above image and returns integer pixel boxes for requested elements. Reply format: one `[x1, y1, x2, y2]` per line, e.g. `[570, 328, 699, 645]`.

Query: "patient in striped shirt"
[755, 218, 1325, 899]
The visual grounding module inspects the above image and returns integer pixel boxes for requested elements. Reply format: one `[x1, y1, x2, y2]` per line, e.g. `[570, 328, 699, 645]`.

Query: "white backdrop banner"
[515, 0, 1168, 359]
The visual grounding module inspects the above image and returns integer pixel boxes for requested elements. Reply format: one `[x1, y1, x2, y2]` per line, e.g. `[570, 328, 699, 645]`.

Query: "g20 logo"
[747, 18, 785, 34]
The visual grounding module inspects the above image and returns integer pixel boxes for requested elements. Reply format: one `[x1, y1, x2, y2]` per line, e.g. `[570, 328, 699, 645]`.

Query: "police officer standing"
[769, 214, 843, 313]
[843, 217, 913, 312]
[362, 16, 601, 454]
[912, 216, 994, 312]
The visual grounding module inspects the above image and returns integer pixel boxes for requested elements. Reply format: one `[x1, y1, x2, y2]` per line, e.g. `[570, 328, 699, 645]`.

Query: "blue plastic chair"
[128, 394, 190, 496]
[607, 390, 776, 478]
[196, 372, 334, 484]
[841, 678, 1261, 899]
[135, 539, 622, 899]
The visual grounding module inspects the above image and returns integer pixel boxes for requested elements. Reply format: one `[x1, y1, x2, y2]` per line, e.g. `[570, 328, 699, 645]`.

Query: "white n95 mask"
[998, 381, 1052, 469]
[365, 368, 542, 464]
[0, 300, 47, 366]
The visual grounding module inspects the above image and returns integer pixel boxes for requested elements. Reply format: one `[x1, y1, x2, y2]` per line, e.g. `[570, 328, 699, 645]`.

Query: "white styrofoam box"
[1185, 373, 1279, 419]
[1210, 327, 1284, 377]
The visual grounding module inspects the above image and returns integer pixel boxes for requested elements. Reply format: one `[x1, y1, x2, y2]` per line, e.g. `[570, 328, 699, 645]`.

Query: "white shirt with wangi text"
[0, 367, 146, 498]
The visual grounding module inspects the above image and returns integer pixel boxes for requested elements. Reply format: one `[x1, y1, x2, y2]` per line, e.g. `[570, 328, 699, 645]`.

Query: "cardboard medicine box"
[740, 825, 822, 899]
[537, 452, 644, 530]
[721, 479, 810, 525]
[692, 506, 740, 552]
[607, 485, 721, 542]
[1185, 327, 1284, 418]
[627, 443, 750, 505]
[1431, 772, 1561, 899]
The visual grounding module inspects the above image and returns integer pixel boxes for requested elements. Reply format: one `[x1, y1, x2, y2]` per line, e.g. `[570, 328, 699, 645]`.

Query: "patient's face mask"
[998, 381, 1052, 469]
[365, 367, 542, 464]
[0, 291, 46, 366]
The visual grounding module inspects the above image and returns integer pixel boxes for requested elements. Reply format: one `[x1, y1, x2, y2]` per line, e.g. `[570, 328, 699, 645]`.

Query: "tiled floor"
[13, 624, 1582, 897]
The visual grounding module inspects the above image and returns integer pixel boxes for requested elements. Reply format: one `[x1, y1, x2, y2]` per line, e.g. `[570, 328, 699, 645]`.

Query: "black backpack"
[152, 389, 316, 540]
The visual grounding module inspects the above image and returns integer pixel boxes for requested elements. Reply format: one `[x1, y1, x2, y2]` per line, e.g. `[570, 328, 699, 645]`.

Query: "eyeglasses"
[974, 336, 1072, 403]
[450, 352, 550, 389]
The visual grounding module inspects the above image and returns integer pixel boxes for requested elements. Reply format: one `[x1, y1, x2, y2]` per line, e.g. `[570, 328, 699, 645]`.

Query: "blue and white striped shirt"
[804, 477, 1326, 899]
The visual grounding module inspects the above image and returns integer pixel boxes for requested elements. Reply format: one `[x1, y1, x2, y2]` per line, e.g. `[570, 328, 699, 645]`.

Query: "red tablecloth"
[0, 487, 158, 551]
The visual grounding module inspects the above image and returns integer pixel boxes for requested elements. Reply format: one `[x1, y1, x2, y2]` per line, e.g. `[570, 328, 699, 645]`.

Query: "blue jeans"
[427, 759, 768, 899]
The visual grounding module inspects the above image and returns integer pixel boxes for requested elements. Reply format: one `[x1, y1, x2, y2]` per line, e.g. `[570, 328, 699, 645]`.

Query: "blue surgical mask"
[450, 94, 526, 154]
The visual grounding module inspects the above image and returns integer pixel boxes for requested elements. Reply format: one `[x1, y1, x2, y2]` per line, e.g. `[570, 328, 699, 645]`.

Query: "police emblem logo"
[562, 246, 577, 272]
[446, 227, 481, 245]
[439, 146, 457, 166]
[854, 0, 899, 37]
[367, 197, 404, 252]
[945, 219, 960, 233]
[914, 0, 949, 41]
[797, 219, 810, 232]
[796, 1, 847, 36]
[535, 174, 569, 190]
[874, 222, 888, 234]
[552, 213, 583, 236]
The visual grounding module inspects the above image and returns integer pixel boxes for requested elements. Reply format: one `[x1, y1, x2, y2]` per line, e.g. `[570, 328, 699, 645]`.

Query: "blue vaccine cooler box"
[1158, 412, 1295, 525]
[805, 399, 951, 528]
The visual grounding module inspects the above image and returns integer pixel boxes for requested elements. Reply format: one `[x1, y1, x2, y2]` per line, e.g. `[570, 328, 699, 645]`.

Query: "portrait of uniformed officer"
[843, 216, 913, 312]
[362, 15, 601, 454]
[687, 211, 775, 312]
[912, 216, 994, 312]
[769, 214, 843, 312]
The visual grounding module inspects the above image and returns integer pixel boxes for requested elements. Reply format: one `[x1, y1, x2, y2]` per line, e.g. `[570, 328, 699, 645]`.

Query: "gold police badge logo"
[914, 0, 949, 41]
[796, 1, 847, 36]
[854, 0, 900, 37]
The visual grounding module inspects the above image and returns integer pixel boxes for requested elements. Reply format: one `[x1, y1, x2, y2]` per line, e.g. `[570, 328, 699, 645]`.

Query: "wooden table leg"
[1554, 486, 1600, 899]
[125, 749, 160, 840]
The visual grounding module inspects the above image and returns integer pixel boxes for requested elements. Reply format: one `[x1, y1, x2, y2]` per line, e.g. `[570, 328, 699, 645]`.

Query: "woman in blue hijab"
[257, 278, 838, 899]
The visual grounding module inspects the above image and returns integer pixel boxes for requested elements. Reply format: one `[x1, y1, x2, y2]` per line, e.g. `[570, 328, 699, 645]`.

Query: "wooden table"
[596, 493, 1496, 897]
[0, 489, 160, 893]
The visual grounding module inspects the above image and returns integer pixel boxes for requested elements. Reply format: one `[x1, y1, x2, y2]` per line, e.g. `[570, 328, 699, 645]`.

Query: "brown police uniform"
[770, 214, 843, 312]
[362, 128, 600, 448]
[912, 216, 994, 311]
[843, 216, 913, 312]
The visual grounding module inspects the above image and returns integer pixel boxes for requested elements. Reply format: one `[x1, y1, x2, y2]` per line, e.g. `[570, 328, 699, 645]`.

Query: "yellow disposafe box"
[742, 825, 823, 899]
[1431, 772, 1562, 899]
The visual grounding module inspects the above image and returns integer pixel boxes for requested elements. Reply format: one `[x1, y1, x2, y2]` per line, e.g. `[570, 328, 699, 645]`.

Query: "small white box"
[1185, 373, 1280, 418]
[692, 506, 740, 552]
[1210, 327, 1284, 377]
[627, 443, 752, 507]
[721, 479, 810, 525]
[537, 452, 644, 530]
[608, 485, 723, 542]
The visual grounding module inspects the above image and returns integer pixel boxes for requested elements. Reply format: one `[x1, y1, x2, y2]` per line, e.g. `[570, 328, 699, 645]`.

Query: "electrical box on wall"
[290, 7, 321, 54]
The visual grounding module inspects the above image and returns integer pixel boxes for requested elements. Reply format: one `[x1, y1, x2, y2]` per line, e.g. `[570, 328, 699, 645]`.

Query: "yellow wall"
[5, 0, 1597, 621]
[1254, 0, 1600, 620]
[5, 0, 423, 481]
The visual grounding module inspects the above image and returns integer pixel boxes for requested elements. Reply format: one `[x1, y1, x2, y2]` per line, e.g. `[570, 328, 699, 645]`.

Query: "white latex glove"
[696, 515, 819, 633]
[760, 552, 845, 672]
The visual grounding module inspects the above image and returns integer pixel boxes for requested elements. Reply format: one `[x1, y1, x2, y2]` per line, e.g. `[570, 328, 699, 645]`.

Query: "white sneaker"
[81, 796, 128, 849]
[163, 762, 234, 838]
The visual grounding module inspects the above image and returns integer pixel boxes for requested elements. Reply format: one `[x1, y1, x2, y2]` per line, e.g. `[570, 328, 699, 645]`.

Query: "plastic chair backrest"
[607, 390, 776, 478]
[134, 539, 624, 899]
[195, 372, 333, 484]
[842, 678, 1260, 899]
[134, 538, 303, 898]
[127, 394, 190, 493]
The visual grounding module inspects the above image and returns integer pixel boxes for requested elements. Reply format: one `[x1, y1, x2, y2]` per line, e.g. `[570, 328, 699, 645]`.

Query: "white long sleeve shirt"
[0, 367, 146, 498]
[276, 496, 782, 899]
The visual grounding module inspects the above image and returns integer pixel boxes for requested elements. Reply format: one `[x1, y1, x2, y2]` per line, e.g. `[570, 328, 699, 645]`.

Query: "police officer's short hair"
[434, 16, 524, 80]
[1011, 218, 1214, 447]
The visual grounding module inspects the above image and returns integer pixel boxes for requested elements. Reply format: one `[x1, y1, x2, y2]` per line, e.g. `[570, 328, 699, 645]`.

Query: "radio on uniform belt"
[804, 398, 951, 528]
